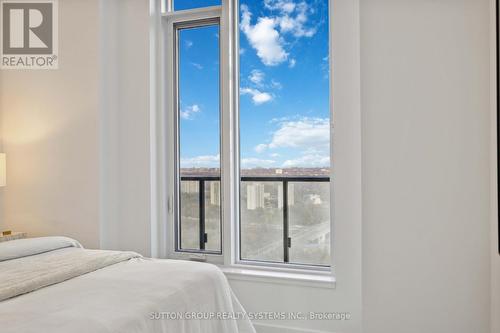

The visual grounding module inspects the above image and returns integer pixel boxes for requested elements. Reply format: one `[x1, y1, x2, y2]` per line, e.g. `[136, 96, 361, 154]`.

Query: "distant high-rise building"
[277, 185, 283, 209]
[309, 194, 322, 205]
[181, 180, 199, 194]
[288, 183, 295, 206]
[210, 181, 220, 206]
[247, 183, 265, 210]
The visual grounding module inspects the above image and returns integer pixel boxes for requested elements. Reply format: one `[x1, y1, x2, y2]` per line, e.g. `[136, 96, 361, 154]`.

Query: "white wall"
[0, 75, 4, 228]
[99, 0, 151, 256]
[490, 1, 500, 332]
[0, 0, 496, 333]
[0, 0, 100, 248]
[0, 0, 151, 253]
[361, 1, 491, 333]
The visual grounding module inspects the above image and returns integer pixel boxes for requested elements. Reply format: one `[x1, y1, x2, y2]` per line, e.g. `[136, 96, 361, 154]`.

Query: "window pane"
[239, 0, 330, 265]
[204, 180, 221, 251]
[178, 24, 221, 253]
[180, 181, 200, 250]
[288, 182, 331, 266]
[240, 181, 284, 262]
[174, 0, 221, 11]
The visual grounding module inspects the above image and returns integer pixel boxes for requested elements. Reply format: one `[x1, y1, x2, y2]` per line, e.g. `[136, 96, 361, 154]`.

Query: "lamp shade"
[0, 153, 5, 187]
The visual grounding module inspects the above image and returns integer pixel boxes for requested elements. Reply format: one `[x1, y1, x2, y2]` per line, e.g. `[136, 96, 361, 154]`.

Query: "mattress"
[0, 237, 255, 333]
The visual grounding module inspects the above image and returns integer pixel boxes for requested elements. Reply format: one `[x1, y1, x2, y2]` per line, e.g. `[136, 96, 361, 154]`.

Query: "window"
[163, 0, 331, 270]
[238, 0, 330, 266]
[176, 22, 222, 253]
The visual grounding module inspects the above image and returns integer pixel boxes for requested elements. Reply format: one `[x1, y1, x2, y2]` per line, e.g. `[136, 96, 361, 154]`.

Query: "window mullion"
[164, 16, 177, 257]
[283, 180, 289, 263]
[220, 0, 238, 266]
[199, 179, 206, 250]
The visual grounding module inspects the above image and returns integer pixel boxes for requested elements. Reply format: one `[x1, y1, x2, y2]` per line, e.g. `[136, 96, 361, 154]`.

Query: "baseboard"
[252, 322, 334, 333]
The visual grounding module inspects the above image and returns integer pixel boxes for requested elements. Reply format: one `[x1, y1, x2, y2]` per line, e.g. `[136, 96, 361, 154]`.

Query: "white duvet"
[0, 237, 255, 333]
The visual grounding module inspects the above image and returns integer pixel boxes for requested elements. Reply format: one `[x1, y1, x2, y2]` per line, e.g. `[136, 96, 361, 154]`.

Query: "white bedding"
[0, 236, 82, 261]
[0, 237, 255, 333]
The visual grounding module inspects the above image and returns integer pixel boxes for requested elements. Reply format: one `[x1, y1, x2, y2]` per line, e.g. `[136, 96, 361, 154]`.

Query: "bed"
[0, 237, 255, 333]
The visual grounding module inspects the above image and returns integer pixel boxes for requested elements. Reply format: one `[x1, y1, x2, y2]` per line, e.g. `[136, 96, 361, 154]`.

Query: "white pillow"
[0, 236, 82, 261]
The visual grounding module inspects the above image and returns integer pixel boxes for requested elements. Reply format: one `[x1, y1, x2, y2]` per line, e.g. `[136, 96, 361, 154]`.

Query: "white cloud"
[282, 153, 330, 167]
[264, 0, 296, 13]
[276, 2, 317, 38]
[241, 157, 276, 168]
[253, 117, 330, 168]
[247, 69, 281, 91]
[288, 58, 296, 68]
[181, 154, 220, 168]
[249, 69, 265, 86]
[190, 62, 203, 70]
[254, 143, 268, 153]
[240, 1, 317, 66]
[240, 5, 288, 66]
[278, 15, 296, 31]
[240, 87, 273, 105]
[270, 116, 293, 123]
[267, 117, 330, 150]
[185, 40, 193, 48]
[180, 104, 201, 120]
[320, 54, 330, 79]
[271, 79, 283, 89]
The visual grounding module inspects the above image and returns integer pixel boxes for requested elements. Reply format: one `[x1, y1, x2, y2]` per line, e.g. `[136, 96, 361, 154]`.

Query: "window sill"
[219, 265, 336, 289]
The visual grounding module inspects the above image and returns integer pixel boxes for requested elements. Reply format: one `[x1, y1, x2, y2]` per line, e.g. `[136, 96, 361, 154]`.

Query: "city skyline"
[180, 166, 330, 177]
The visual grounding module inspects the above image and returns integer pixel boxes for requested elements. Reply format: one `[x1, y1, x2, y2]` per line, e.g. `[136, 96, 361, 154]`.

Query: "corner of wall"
[491, 1, 500, 331]
[0, 69, 4, 231]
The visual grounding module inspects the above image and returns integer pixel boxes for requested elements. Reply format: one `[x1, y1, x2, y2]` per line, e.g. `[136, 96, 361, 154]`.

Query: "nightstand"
[0, 232, 27, 242]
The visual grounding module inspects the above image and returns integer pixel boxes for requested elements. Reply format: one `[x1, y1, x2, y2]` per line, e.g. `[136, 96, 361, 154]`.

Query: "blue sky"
[174, 0, 221, 11]
[178, 0, 330, 170]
